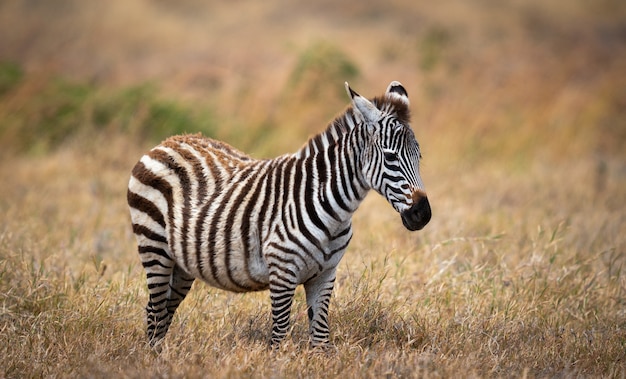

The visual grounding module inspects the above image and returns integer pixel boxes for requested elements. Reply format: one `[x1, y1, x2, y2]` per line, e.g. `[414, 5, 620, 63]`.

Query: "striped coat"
[127, 81, 431, 347]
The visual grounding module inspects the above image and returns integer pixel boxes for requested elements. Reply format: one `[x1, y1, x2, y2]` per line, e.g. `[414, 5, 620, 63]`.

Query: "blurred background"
[1, 0, 624, 162]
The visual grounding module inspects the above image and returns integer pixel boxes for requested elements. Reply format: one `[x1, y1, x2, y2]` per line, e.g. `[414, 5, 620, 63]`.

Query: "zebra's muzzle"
[400, 196, 431, 231]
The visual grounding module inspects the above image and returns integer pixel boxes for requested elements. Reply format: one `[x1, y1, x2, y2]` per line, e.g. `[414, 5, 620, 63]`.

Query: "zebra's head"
[346, 81, 431, 231]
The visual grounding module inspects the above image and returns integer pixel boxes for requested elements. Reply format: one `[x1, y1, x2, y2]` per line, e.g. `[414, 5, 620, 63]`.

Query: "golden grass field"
[1, 0, 625, 377]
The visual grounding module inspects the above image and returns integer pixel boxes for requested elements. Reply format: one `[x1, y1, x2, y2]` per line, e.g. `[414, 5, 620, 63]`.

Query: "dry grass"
[1, 0, 625, 377]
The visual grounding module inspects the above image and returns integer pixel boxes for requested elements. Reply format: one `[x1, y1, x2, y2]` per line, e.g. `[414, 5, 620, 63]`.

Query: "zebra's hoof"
[309, 340, 337, 355]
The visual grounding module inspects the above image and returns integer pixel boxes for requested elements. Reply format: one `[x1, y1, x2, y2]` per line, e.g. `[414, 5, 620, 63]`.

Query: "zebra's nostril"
[418, 196, 431, 225]
[400, 196, 431, 231]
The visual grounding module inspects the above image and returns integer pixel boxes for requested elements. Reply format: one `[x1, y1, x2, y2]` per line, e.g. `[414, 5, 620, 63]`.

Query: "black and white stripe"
[127, 81, 431, 348]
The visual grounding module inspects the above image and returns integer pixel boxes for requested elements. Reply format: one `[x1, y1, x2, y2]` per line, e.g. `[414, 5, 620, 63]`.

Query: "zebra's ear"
[345, 82, 382, 124]
[385, 81, 409, 107]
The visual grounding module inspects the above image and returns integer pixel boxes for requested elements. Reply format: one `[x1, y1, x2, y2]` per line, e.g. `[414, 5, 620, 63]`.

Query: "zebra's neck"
[292, 109, 370, 219]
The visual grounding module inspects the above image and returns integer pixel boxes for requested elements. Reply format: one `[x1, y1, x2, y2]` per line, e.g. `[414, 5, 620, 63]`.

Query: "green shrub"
[288, 41, 359, 99]
[0, 61, 23, 96]
[0, 72, 216, 154]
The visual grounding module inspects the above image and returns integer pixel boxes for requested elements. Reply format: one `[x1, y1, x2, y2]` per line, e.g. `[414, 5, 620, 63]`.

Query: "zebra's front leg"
[268, 270, 297, 346]
[304, 268, 337, 347]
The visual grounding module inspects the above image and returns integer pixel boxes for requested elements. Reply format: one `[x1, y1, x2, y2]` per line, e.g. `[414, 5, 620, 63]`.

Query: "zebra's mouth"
[400, 196, 431, 231]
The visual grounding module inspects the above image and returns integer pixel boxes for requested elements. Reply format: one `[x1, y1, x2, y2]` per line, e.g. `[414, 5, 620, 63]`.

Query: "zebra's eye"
[383, 151, 398, 161]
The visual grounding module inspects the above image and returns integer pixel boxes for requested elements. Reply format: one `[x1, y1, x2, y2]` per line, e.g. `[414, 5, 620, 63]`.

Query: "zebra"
[127, 81, 431, 348]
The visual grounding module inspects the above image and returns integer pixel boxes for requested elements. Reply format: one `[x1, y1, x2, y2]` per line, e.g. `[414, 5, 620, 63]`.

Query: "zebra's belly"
[171, 234, 270, 293]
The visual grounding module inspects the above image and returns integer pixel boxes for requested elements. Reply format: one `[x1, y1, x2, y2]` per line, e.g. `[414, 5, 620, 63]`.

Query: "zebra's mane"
[298, 94, 411, 158]
[372, 95, 411, 126]
[296, 107, 351, 157]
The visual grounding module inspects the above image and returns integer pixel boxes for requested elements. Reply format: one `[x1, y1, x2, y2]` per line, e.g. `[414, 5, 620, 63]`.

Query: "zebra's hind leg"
[162, 264, 195, 334]
[143, 259, 196, 348]
[138, 244, 175, 347]
[304, 268, 337, 348]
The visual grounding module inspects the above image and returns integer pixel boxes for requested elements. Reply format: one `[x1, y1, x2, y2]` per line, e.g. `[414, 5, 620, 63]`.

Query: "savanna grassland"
[1, 0, 625, 377]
